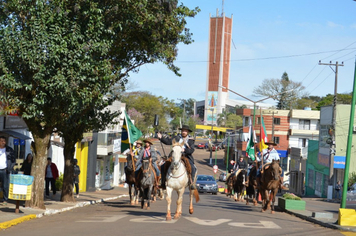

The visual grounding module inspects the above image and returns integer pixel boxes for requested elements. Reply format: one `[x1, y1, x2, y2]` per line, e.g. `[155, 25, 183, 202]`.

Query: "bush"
[282, 193, 301, 200]
[55, 174, 63, 191]
[348, 172, 356, 188]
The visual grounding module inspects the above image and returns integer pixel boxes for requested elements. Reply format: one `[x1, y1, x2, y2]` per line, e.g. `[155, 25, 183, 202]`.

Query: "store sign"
[334, 156, 345, 169]
[4, 116, 27, 129]
[113, 139, 121, 153]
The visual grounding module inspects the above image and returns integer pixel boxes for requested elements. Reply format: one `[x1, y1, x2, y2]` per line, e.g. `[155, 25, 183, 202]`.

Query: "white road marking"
[130, 216, 177, 223]
[76, 215, 127, 223]
[184, 217, 232, 226]
[229, 221, 281, 229]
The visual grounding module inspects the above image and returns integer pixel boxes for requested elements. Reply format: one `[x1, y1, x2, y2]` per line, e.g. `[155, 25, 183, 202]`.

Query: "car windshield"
[197, 176, 214, 181]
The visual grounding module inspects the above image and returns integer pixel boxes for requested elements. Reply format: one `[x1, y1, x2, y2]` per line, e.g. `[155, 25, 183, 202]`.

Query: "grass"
[282, 193, 302, 200]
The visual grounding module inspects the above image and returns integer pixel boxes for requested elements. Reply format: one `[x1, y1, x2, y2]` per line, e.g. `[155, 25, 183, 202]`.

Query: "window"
[299, 138, 308, 147]
[257, 117, 261, 124]
[244, 117, 249, 127]
[273, 137, 280, 144]
[280, 157, 288, 172]
[273, 118, 280, 125]
[299, 119, 311, 130]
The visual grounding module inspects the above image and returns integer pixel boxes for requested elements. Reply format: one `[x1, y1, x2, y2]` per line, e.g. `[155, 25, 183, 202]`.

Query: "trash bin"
[8, 174, 34, 201]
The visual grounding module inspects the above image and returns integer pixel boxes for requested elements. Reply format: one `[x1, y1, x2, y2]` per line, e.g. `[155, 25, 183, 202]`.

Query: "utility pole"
[318, 60, 344, 199]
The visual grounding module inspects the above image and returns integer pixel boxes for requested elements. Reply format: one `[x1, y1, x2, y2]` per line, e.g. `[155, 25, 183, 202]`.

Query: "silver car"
[196, 175, 218, 195]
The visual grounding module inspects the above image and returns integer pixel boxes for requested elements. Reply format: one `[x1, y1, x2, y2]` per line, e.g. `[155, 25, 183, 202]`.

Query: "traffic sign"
[213, 165, 218, 170]
[213, 169, 218, 174]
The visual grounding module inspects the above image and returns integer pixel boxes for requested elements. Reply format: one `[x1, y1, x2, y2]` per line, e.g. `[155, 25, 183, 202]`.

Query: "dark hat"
[179, 125, 192, 132]
[143, 139, 153, 145]
[265, 142, 277, 146]
[47, 157, 52, 160]
[136, 140, 143, 145]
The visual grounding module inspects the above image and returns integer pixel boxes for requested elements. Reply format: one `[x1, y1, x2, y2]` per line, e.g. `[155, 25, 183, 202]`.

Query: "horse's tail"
[193, 189, 200, 203]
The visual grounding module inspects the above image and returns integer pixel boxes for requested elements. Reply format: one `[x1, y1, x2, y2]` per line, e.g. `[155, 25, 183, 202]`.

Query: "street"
[0, 140, 346, 236]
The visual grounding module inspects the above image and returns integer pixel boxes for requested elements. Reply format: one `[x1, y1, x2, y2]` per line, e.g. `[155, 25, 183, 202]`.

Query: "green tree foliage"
[253, 72, 306, 110]
[316, 93, 352, 110]
[216, 110, 242, 128]
[0, 0, 198, 207]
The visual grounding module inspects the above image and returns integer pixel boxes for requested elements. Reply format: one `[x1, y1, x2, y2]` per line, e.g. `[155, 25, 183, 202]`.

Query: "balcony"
[289, 124, 319, 137]
[97, 131, 121, 156]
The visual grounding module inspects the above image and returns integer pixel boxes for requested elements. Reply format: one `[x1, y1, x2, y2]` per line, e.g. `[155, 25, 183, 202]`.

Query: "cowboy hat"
[136, 140, 143, 145]
[143, 139, 153, 145]
[179, 125, 192, 132]
[265, 141, 277, 146]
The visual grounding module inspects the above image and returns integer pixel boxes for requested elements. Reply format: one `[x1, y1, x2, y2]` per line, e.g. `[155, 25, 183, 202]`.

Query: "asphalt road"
[1, 139, 345, 236]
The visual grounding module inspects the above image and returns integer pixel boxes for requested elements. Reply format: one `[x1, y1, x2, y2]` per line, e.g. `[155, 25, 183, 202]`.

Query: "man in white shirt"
[0, 136, 16, 205]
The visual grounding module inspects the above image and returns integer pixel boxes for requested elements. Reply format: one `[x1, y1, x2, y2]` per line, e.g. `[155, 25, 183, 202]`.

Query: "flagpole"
[260, 107, 263, 168]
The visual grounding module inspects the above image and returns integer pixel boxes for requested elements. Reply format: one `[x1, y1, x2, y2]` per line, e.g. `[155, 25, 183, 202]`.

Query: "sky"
[127, 0, 356, 105]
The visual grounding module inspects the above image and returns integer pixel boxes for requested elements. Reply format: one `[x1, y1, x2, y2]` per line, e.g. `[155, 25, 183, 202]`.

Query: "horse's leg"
[271, 188, 278, 214]
[166, 187, 173, 221]
[140, 188, 144, 209]
[129, 184, 132, 204]
[174, 188, 184, 219]
[189, 189, 194, 214]
[253, 188, 258, 206]
[147, 186, 152, 210]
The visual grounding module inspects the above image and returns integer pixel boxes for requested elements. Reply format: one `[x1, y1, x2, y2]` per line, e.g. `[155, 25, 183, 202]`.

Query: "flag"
[246, 117, 255, 161]
[260, 116, 268, 151]
[121, 111, 143, 153]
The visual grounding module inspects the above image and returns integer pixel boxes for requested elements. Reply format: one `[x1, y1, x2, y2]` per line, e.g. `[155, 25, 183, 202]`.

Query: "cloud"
[327, 21, 344, 29]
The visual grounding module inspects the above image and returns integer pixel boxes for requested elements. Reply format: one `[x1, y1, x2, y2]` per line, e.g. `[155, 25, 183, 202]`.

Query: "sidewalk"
[0, 186, 129, 230]
[0, 186, 356, 232]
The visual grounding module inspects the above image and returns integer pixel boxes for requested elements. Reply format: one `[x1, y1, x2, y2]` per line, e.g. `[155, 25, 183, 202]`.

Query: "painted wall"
[75, 141, 89, 192]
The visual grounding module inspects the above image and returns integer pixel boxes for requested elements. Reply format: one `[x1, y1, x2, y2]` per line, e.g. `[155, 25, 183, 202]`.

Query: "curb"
[283, 209, 356, 232]
[0, 214, 37, 229]
[1, 194, 129, 229]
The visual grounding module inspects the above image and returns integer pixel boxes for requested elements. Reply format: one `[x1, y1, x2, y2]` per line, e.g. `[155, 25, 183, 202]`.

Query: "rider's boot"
[190, 167, 197, 190]
[279, 176, 286, 190]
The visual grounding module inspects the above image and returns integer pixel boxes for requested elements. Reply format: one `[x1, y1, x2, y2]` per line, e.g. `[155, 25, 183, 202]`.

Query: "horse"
[260, 160, 281, 213]
[246, 165, 259, 206]
[226, 173, 235, 198]
[124, 154, 139, 205]
[233, 169, 247, 202]
[139, 159, 155, 210]
[165, 141, 200, 221]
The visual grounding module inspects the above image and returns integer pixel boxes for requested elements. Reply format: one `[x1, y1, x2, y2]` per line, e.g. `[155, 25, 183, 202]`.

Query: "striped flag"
[260, 116, 268, 150]
[121, 111, 143, 153]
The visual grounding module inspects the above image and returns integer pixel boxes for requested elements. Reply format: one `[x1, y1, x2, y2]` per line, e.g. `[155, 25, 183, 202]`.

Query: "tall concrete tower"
[204, 9, 233, 125]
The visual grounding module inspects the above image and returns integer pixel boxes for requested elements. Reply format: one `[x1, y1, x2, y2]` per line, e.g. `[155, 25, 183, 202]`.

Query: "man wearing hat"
[132, 140, 143, 160]
[135, 139, 160, 181]
[157, 124, 197, 190]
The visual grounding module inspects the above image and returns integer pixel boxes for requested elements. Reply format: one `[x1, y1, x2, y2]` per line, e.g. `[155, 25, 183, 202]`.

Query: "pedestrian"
[73, 159, 81, 198]
[0, 136, 16, 205]
[20, 153, 33, 175]
[45, 157, 59, 198]
[335, 180, 342, 199]
[157, 124, 197, 190]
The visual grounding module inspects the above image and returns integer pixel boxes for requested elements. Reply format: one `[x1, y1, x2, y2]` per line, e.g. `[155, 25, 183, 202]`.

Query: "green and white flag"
[246, 117, 256, 161]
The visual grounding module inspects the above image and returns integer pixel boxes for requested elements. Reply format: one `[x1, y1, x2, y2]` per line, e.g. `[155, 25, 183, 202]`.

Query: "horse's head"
[142, 159, 150, 175]
[171, 140, 184, 165]
[270, 160, 280, 181]
[126, 154, 135, 171]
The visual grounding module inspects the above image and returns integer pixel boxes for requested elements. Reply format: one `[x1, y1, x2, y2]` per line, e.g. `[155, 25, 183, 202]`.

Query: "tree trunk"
[60, 139, 76, 202]
[26, 133, 51, 209]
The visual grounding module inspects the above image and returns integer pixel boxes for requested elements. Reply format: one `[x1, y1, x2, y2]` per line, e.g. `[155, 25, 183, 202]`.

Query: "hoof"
[271, 211, 275, 214]
[189, 209, 194, 214]
[174, 214, 181, 219]
[254, 203, 258, 206]
[166, 216, 172, 221]
[147, 207, 150, 210]
[246, 202, 249, 205]
[261, 209, 265, 212]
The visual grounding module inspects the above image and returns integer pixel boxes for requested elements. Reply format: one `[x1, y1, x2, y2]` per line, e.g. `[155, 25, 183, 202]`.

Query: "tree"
[253, 72, 306, 110]
[0, 0, 198, 208]
[316, 93, 352, 110]
[225, 114, 242, 128]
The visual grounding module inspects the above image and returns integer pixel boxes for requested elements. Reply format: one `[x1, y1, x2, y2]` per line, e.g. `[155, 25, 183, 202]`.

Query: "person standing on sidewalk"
[45, 157, 59, 198]
[20, 153, 33, 175]
[0, 136, 16, 205]
[335, 180, 342, 199]
[73, 159, 81, 198]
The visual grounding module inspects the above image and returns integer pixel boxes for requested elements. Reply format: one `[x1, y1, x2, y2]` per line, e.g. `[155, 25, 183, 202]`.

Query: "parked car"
[283, 179, 290, 188]
[211, 145, 221, 151]
[196, 175, 218, 194]
[196, 143, 205, 149]
[219, 172, 227, 182]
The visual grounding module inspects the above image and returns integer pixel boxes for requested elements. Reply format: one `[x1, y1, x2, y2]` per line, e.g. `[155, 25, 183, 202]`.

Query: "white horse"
[165, 141, 200, 221]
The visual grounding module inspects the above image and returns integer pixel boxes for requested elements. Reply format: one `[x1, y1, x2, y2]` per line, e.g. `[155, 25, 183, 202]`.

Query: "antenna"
[222, 0, 224, 16]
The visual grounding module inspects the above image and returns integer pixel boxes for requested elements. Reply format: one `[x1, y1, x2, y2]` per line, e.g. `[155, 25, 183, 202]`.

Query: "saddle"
[164, 156, 192, 176]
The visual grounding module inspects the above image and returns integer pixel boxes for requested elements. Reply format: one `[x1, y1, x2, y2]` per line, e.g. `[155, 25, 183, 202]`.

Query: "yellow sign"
[195, 125, 231, 132]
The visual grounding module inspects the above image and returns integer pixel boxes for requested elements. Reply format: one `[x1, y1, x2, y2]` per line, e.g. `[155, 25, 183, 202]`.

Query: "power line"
[320, 40, 356, 61]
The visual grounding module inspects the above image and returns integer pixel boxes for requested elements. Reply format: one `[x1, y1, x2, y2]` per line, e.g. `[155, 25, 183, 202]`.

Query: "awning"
[0, 130, 32, 140]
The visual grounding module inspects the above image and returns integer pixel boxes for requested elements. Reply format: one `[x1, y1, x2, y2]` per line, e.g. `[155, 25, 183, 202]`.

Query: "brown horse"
[226, 174, 235, 198]
[246, 166, 259, 206]
[233, 169, 247, 202]
[124, 154, 139, 205]
[260, 160, 281, 213]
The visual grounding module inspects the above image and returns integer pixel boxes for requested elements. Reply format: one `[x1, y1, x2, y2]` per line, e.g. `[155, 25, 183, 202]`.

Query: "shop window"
[273, 118, 280, 125]
[273, 137, 280, 144]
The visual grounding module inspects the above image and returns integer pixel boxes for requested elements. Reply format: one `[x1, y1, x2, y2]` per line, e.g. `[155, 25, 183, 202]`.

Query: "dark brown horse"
[246, 166, 259, 206]
[226, 173, 235, 198]
[260, 160, 281, 213]
[233, 169, 247, 202]
[124, 154, 138, 205]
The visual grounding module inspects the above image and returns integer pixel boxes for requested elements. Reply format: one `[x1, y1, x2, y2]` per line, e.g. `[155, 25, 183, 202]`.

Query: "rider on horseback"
[135, 139, 161, 185]
[157, 125, 197, 190]
[256, 142, 285, 189]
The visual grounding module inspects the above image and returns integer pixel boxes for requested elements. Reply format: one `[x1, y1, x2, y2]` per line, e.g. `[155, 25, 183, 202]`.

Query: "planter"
[278, 197, 306, 210]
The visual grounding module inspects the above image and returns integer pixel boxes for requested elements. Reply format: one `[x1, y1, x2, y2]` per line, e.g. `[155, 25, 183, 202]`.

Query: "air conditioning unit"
[353, 126, 356, 132]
